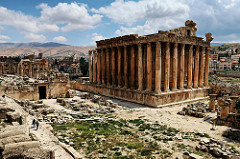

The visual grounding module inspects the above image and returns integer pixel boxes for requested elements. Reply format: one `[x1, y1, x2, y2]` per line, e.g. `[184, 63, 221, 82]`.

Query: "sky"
[0, 0, 240, 46]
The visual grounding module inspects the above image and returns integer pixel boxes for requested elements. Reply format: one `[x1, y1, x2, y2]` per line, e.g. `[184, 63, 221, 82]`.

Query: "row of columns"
[89, 42, 210, 93]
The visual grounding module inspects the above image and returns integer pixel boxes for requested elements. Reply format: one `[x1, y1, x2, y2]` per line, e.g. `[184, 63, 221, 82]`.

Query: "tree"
[79, 57, 89, 76]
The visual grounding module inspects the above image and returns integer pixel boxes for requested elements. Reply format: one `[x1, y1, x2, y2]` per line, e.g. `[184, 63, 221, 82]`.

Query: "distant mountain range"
[0, 42, 95, 58]
[0, 42, 69, 49]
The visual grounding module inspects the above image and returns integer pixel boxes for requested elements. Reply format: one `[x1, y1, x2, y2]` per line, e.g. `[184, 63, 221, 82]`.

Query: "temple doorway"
[39, 86, 46, 99]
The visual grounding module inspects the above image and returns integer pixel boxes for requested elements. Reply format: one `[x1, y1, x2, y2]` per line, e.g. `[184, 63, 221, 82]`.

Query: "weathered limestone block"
[0, 128, 25, 139]
[2, 141, 51, 159]
[0, 134, 31, 150]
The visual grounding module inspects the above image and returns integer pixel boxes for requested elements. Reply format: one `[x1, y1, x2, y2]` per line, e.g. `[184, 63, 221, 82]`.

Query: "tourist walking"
[35, 120, 39, 130]
[32, 119, 36, 128]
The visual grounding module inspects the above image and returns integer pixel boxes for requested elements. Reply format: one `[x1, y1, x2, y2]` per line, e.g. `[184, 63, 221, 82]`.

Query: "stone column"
[29, 63, 33, 78]
[97, 50, 101, 84]
[164, 42, 170, 92]
[111, 47, 116, 86]
[172, 43, 178, 91]
[230, 96, 238, 113]
[199, 47, 204, 87]
[138, 43, 143, 91]
[187, 45, 193, 89]
[89, 50, 93, 83]
[93, 50, 97, 83]
[204, 47, 210, 87]
[118, 46, 122, 87]
[124, 45, 128, 88]
[106, 48, 110, 86]
[155, 41, 161, 93]
[130, 45, 135, 89]
[209, 94, 217, 111]
[101, 49, 105, 85]
[146, 43, 152, 91]
[193, 46, 199, 88]
[179, 44, 185, 90]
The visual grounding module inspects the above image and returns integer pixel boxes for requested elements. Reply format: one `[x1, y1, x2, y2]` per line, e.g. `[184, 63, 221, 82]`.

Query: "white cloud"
[0, 2, 103, 42]
[38, 2, 103, 32]
[0, 6, 59, 34]
[93, 0, 189, 36]
[91, 33, 107, 44]
[24, 33, 46, 42]
[53, 36, 67, 42]
[92, 0, 189, 26]
[0, 35, 10, 40]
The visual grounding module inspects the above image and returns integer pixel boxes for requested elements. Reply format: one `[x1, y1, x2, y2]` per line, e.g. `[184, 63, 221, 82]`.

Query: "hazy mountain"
[0, 43, 95, 58]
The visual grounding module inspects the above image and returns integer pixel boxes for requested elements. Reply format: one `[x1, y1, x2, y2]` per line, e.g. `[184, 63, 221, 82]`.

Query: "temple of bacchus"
[74, 20, 213, 107]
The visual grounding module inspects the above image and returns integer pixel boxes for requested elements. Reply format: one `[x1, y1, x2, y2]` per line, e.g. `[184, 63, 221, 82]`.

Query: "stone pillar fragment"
[187, 45, 193, 89]
[111, 48, 116, 86]
[164, 42, 170, 92]
[230, 96, 238, 113]
[138, 43, 143, 91]
[204, 47, 210, 87]
[193, 46, 199, 88]
[199, 47, 204, 87]
[209, 94, 217, 111]
[130, 45, 135, 89]
[155, 41, 161, 93]
[172, 43, 178, 91]
[124, 45, 128, 88]
[179, 44, 185, 90]
[146, 43, 152, 91]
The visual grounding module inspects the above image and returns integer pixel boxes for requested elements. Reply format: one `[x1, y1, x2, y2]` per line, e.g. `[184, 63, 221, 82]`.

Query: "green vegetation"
[52, 115, 212, 158]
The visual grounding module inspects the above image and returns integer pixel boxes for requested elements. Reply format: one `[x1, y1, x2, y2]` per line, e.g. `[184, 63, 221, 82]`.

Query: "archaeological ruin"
[73, 20, 213, 107]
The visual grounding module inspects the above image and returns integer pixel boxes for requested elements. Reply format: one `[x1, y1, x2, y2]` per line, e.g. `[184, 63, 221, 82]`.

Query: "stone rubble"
[177, 102, 209, 118]
[196, 138, 240, 159]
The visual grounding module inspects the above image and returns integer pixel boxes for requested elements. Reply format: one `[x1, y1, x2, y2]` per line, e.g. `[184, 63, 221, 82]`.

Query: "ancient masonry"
[78, 20, 213, 107]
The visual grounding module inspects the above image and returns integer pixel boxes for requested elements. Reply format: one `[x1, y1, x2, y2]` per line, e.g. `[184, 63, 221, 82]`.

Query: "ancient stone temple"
[86, 20, 213, 107]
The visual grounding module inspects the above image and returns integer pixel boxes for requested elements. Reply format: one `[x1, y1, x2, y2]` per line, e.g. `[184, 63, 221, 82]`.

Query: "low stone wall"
[71, 82, 209, 107]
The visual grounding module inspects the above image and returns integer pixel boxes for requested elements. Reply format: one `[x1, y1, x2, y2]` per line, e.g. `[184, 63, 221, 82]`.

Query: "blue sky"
[0, 0, 240, 46]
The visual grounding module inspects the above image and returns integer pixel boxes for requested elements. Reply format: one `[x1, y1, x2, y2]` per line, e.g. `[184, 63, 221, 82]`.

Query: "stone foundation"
[71, 82, 209, 107]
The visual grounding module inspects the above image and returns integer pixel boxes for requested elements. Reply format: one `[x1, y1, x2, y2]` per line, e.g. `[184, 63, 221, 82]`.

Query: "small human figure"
[32, 119, 36, 128]
[35, 120, 39, 130]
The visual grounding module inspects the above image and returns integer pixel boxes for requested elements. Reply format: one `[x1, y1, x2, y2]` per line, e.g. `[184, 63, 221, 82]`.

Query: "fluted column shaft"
[89, 50, 93, 83]
[146, 43, 152, 91]
[199, 47, 204, 87]
[124, 45, 128, 88]
[204, 47, 210, 87]
[111, 48, 116, 86]
[97, 50, 101, 84]
[138, 44, 143, 91]
[194, 46, 199, 88]
[118, 46, 122, 87]
[187, 45, 193, 89]
[130, 45, 135, 89]
[164, 42, 170, 92]
[172, 43, 178, 91]
[101, 49, 105, 85]
[155, 41, 161, 93]
[106, 48, 110, 86]
[92, 50, 97, 83]
[179, 44, 185, 90]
